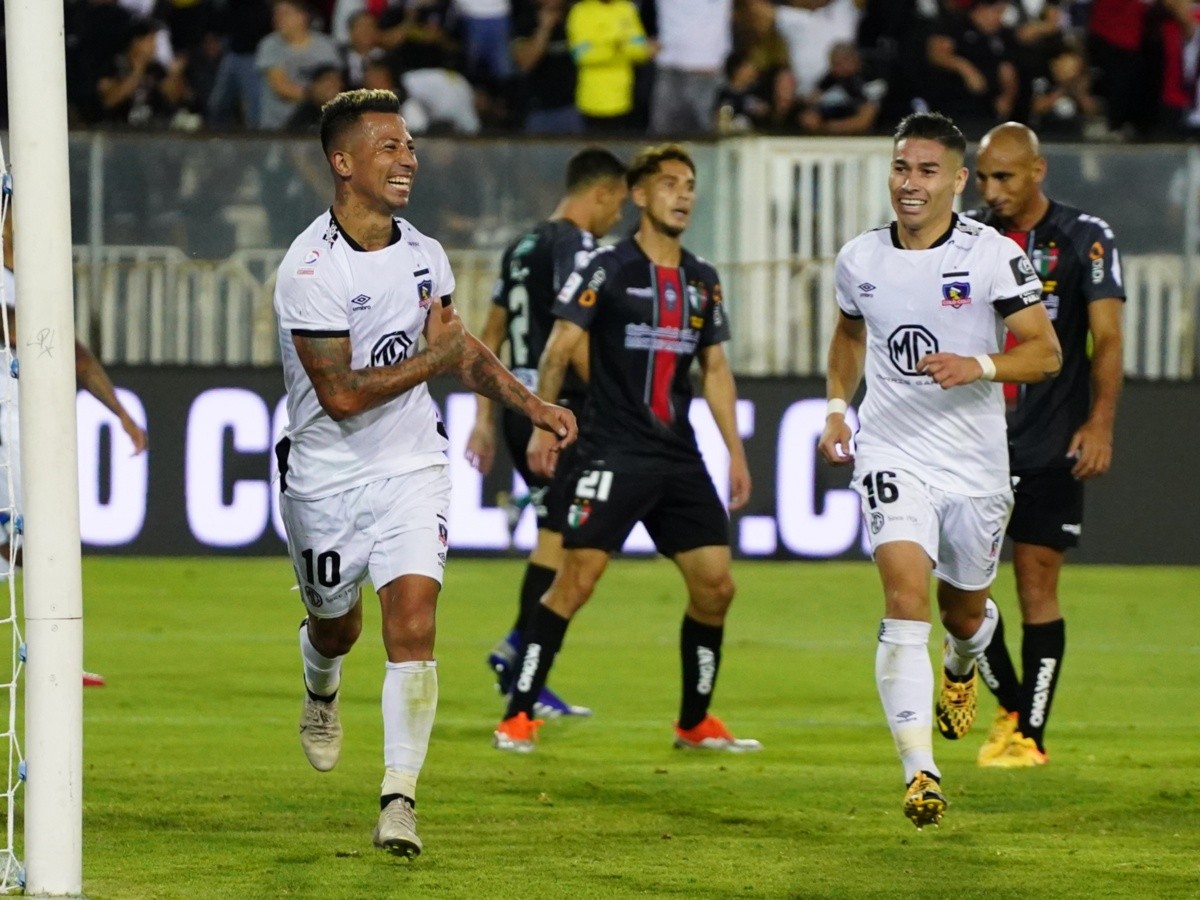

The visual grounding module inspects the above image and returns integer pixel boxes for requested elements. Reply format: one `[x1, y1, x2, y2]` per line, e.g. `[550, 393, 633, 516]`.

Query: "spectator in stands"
[255, 0, 342, 130]
[567, 0, 656, 132]
[511, 0, 582, 133]
[342, 9, 389, 87]
[456, 0, 515, 86]
[96, 16, 191, 127]
[798, 40, 880, 134]
[67, 0, 138, 123]
[1030, 47, 1102, 137]
[925, 0, 1020, 135]
[284, 64, 346, 131]
[207, 0, 273, 128]
[719, 0, 796, 131]
[649, 0, 733, 135]
[378, 0, 459, 73]
[1086, 0, 1159, 138]
[773, 0, 864, 100]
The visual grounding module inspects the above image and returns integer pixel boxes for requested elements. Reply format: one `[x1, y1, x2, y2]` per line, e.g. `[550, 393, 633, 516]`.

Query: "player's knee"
[313, 619, 360, 657]
[383, 604, 436, 646]
[693, 571, 735, 615]
[940, 605, 984, 639]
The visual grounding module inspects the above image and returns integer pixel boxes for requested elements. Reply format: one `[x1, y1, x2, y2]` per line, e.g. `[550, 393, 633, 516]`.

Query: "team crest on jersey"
[869, 512, 885, 535]
[1032, 244, 1058, 277]
[567, 501, 591, 528]
[417, 279, 434, 310]
[941, 281, 972, 309]
[686, 281, 709, 314]
[664, 284, 678, 309]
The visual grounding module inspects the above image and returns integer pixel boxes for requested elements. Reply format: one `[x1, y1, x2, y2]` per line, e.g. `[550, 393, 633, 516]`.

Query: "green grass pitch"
[46, 558, 1200, 897]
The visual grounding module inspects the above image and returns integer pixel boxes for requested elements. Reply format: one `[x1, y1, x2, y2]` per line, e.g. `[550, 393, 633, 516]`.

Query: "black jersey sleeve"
[553, 248, 613, 330]
[491, 243, 514, 309]
[1070, 213, 1126, 302]
[696, 271, 731, 347]
[551, 227, 596, 294]
[990, 233, 1045, 318]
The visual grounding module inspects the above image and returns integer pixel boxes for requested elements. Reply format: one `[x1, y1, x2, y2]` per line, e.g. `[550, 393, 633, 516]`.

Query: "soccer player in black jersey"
[465, 147, 628, 719]
[492, 143, 760, 754]
[970, 122, 1124, 766]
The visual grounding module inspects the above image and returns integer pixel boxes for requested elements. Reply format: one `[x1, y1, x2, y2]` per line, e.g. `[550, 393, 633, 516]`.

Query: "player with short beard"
[272, 88, 576, 857]
[818, 112, 1061, 828]
[969, 122, 1124, 767]
[492, 143, 759, 755]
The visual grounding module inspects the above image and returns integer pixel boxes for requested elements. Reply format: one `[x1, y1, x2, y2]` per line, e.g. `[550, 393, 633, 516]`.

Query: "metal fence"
[52, 132, 1200, 377]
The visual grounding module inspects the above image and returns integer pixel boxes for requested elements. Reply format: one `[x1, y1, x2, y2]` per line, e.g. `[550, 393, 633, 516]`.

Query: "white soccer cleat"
[373, 797, 422, 858]
[299, 692, 342, 772]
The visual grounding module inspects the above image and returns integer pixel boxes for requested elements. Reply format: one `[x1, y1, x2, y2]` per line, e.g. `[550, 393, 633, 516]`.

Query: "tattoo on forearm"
[462, 341, 530, 412]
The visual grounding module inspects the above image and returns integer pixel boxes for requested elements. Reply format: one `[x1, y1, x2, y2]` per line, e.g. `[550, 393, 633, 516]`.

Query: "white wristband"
[826, 398, 848, 417]
[974, 354, 997, 382]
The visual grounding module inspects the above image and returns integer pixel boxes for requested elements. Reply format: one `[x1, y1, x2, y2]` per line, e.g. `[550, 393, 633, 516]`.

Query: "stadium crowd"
[0, 0, 1194, 140]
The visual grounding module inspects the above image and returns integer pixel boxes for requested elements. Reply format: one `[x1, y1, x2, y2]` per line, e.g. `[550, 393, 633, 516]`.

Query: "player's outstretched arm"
[698, 343, 751, 510]
[440, 299, 578, 452]
[818, 313, 866, 466]
[527, 318, 586, 478]
[464, 305, 509, 474]
[75, 339, 148, 454]
[294, 304, 466, 421]
[919, 304, 1062, 389]
[1069, 297, 1123, 479]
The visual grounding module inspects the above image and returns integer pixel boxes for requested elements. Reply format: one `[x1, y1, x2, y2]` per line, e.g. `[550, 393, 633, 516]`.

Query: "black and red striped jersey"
[553, 237, 730, 470]
[970, 201, 1126, 471]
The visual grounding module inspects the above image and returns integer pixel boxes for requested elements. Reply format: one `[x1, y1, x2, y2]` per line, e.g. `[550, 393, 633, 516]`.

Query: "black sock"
[679, 615, 723, 731]
[512, 562, 557, 635]
[978, 605, 1022, 713]
[504, 604, 569, 720]
[1018, 619, 1065, 751]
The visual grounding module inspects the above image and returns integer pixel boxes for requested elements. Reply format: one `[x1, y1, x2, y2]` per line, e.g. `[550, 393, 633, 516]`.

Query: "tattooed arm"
[293, 310, 466, 421]
[431, 297, 578, 446]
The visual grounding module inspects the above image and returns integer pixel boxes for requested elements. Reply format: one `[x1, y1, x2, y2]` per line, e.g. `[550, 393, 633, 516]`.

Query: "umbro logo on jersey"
[858, 282, 876, 294]
[350, 294, 371, 312]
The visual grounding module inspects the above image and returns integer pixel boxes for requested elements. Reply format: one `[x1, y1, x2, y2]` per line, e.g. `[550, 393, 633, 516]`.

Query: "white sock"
[943, 597, 999, 677]
[382, 660, 438, 802]
[299, 622, 342, 698]
[876, 618, 938, 784]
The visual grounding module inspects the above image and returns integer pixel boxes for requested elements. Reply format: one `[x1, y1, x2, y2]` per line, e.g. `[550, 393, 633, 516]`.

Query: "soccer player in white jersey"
[272, 89, 577, 858]
[817, 112, 1062, 829]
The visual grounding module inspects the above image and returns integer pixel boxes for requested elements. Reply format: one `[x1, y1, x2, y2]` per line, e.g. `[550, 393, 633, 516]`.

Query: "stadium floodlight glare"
[3, 0, 86, 895]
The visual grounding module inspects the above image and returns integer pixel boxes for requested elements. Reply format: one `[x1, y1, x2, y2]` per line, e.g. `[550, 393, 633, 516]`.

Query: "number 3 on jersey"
[575, 469, 613, 502]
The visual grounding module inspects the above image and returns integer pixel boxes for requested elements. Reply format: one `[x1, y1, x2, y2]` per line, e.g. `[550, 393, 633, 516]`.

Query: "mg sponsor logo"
[887, 324, 938, 375]
[370, 330, 414, 366]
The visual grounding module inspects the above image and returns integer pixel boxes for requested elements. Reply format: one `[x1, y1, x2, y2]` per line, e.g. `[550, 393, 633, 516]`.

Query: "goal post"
[4, 0, 86, 895]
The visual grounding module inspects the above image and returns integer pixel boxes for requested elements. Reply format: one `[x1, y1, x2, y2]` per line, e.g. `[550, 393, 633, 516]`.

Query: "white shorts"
[855, 468, 1012, 591]
[280, 465, 452, 619]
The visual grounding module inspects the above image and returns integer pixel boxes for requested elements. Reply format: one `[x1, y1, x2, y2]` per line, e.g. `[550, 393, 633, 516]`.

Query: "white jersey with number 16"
[835, 214, 1043, 496]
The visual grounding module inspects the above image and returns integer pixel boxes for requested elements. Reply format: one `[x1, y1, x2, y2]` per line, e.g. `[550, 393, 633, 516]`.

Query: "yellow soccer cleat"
[987, 733, 1048, 768]
[903, 771, 946, 830]
[935, 664, 978, 740]
[977, 710, 1019, 766]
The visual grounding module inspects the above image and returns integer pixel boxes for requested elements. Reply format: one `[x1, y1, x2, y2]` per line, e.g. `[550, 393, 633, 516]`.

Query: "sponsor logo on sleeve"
[350, 293, 371, 312]
[1009, 255, 1038, 285]
[557, 271, 583, 304]
[417, 279, 434, 310]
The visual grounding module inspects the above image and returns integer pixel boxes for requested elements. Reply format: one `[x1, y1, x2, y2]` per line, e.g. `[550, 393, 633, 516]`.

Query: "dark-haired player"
[492, 143, 759, 755]
[818, 112, 1061, 828]
[970, 122, 1124, 767]
[465, 147, 628, 720]
[272, 89, 577, 856]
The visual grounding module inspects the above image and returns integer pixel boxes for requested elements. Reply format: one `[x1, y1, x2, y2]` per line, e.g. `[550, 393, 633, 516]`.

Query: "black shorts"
[501, 409, 578, 533]
[1007, 468, 1085, 550]
[560, 460, 730, 556]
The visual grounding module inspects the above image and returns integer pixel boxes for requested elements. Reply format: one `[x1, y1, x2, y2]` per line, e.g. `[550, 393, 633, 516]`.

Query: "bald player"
[969, 122, 1125, 767]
